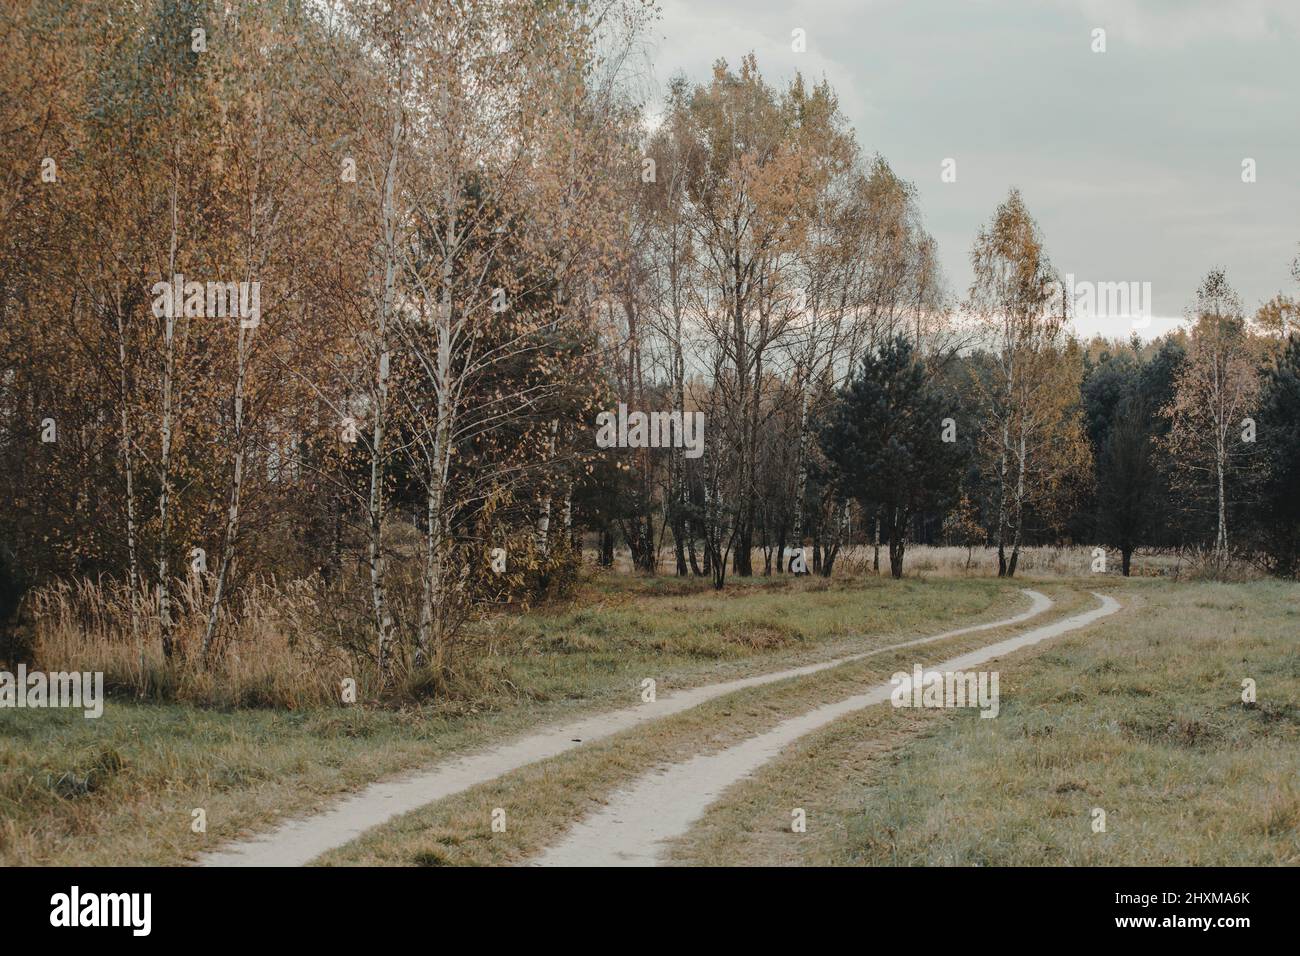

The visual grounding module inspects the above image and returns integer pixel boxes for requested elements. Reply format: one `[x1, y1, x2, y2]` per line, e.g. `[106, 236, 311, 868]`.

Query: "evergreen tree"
[1082, 350, 1157, 575]
[1255, 335, 1300, 576]
[820, 337, 965, 578]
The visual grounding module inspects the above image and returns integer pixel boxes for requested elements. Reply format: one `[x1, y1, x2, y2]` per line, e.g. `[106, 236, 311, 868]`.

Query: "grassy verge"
[313, 583, 1091, 866]
[1, 573, 1022, 866]
[665, 579, 1300, 866]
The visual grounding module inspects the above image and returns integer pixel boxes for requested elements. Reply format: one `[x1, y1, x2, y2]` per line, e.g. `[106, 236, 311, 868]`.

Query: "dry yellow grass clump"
[27, 576, 358, 709]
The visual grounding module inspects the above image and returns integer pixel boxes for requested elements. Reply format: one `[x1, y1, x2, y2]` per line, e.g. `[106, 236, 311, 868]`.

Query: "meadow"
[3, 546, 1294, 867]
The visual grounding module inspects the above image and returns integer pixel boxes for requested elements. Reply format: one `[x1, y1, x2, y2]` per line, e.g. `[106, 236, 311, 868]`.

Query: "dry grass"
[665, 578, 1299, 866]
[27, 576, 364, 709]
[19, 543, 1237, 713]
[314, 585, 1090, 866]
[1173, 546, 1266, 582]
[1, 571, 1023, 865]
[23, 568, 522, 709]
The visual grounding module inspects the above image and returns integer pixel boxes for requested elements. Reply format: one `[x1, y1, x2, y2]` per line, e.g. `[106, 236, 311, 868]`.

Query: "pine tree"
[820, 337, 965, 578]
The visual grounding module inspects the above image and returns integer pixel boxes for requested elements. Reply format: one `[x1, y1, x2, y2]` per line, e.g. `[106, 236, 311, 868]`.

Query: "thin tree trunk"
[158, 161, 179, 661]
[1007, 426, 1027, 577]
[416, 184, 458, 668]
[371, 105, 402, 683]
[889, 509, 906, 579]
[872, 513, 881, 573]
[1215, 436, 1228, 556]
[114, 298, 141, 678]
[201, 319, 249, 661]
[202, 121, 269, 661]
[687, 525, 702, 576]
[416, 474, 445, 667]
[995, 415, 1010, 577]
[789, 382, 810, 575]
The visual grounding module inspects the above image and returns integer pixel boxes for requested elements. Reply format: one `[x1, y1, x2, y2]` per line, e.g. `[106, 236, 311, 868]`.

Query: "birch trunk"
[416, 194, 457, 667]
[157, 161, 179, 661]
[668, 214, 690, 576]
[1007, 424, 1028, 577]
[995, 414, 1010, 577]
[114, 297, 141, 680]
[201, 319, 249, 661]
[1215, 432, 1228, 556]
[371, 106, 402, 682]
[535, 419, 559, 555]
[203, 128, 267, 661]
[872, 513, 881, 573]
[670, 309, 688, 576]
[995, 346, 1015, 578]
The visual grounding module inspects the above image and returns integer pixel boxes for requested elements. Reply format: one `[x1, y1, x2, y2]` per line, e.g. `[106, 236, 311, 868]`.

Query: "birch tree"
[967, 189, 1088, 577]
[1164, 270, 1262, 559]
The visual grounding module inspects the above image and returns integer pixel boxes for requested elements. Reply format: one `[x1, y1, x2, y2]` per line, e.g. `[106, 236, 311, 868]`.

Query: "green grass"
[486, 573, 1015, 696]
[314, 584, 1090, 866]
[665, 579, 1300, 866]
[0, 572, 1019, 865]
[18, 573, 1284, 868]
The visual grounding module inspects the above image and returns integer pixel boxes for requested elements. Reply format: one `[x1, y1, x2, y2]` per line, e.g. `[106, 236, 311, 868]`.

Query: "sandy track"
[199, 589, 1051, 866]
[532, 592, 1120, 867]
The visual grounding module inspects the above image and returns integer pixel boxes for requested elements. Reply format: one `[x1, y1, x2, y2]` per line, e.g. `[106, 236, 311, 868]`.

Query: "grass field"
[314, 584, 1093, 866]
[3, 555, 1295, 867]
[0, 570, 1021, 866]
[666, 579, 1300, 866]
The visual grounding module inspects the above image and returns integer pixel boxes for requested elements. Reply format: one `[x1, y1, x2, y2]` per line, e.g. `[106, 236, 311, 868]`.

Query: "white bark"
[416, 178, 457, 665]
[203, 128, 268, 661]
[157, 159, 179, 660]
[114, 296, 141, 678]
[201, 318, 249, 661]
[535, 419, 559, 555]
[371, 103, 402, 681]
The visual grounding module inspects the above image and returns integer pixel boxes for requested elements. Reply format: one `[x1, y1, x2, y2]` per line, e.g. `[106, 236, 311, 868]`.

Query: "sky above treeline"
[642, 0, 1300, 340]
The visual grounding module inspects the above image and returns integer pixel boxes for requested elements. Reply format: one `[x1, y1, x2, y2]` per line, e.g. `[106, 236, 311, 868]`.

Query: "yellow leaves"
[1253, 295, 1299, 345]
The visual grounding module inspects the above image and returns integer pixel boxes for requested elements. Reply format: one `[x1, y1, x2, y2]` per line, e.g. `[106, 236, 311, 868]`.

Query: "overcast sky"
[641, 0, 1300, 339]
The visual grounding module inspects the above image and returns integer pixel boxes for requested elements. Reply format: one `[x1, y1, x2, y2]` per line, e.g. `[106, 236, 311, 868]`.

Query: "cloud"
[646, 0, 873, 119]
[643, 0, 1300, 330]
[1062, 0, 1300, 47]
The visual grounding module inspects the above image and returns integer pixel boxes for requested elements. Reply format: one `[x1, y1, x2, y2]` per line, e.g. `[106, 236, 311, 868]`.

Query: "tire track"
[532, 592, 1119, 867]
[200, 589, 1052, 866]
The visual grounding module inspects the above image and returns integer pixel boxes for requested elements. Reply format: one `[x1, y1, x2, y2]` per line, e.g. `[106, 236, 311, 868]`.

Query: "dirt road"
[532, 593, 1120, 867]
[200, 589, 1053, 866]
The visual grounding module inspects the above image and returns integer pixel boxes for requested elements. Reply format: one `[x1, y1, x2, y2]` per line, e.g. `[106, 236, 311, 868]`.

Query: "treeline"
[2, 0, 650, 687]
[591, 124, 1300, 587]
[809, 282, 1300, 582]
[1, 1, 1297, 695]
